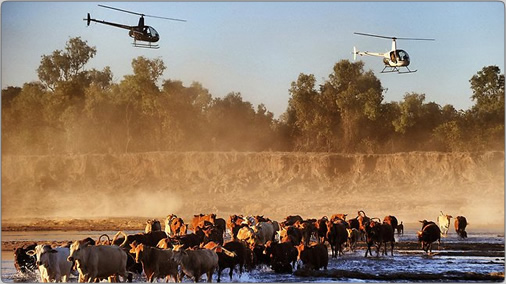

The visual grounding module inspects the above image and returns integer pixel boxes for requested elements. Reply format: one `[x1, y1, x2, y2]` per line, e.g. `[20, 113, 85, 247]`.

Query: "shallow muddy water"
[2, 229, 504, 282]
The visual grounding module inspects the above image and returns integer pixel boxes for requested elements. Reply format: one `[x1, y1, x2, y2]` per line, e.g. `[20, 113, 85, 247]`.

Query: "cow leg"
[207, 269, 214, 283]
[217, 267, 222, 283]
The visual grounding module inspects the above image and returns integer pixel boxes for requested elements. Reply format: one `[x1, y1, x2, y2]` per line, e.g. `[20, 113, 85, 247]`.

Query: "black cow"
[13, 243, 37, 274]
[264, 241, 298, 273]
[418, 222, 441, 253]
[295, 243, 328, 271]
[364, 220, 395, 257]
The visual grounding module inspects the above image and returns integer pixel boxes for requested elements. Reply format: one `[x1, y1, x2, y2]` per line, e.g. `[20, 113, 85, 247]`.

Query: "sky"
[1, 1, 504, 117]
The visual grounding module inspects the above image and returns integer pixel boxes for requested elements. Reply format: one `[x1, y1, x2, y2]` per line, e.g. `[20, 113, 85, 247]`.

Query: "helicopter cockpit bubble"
[396, 50, 410, 62]
[149, 27, 159, 37]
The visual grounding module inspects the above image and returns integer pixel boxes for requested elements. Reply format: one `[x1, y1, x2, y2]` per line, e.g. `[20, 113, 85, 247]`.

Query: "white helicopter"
[353, 32, 434, 74]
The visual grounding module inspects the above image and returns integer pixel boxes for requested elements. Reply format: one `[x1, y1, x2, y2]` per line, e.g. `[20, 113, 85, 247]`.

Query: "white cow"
[438, 211, 453, 236]
[68, 240, 129, 282]
[27, 244, 73, 282]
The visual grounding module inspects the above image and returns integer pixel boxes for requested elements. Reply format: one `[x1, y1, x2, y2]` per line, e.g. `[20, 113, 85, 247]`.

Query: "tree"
[37, 37, 97, 91]
[329, 60, 383, 152]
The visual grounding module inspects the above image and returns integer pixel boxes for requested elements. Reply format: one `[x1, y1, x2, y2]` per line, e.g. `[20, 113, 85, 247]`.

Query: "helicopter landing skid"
[132, 42, 160, 49]
[381, 66, 417, 74]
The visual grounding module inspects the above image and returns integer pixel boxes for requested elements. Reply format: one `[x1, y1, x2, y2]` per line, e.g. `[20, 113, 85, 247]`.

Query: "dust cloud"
[1, 151, 504, 227]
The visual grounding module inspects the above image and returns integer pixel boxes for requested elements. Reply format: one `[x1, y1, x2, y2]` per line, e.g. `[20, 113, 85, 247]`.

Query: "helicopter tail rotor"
[353, 46, 357, 61]
[85, 13, 91, 26]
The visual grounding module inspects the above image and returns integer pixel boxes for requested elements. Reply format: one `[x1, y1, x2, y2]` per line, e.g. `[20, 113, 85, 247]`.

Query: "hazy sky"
[1, 1, 504, 117]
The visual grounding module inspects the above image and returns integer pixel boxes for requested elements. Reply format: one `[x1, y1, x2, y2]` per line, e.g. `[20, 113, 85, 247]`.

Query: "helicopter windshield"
[396, 50, 410, 61]
[148, 27, 159, 37]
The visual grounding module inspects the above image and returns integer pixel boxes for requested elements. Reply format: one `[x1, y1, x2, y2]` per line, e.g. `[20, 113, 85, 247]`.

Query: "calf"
[171, 248, 219, 282]
[14, 243, 37, 274]
[454, 216, 468, 238]
[129, 242, 178, 282]
[264, 241, 298, 273]
[364, 220, 395, 257]
[295, 243, 328, 271]
[418, 223, 441, 253]
[68, 240, 129, 282]
[27, 244, 73, 282]
[326, 220, 348, 257]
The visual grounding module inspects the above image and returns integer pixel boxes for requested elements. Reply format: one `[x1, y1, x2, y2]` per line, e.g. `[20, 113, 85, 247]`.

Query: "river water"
[2, 229, 504, 282]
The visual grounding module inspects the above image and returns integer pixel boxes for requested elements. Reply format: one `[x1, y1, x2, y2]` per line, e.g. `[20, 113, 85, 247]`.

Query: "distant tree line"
[2, 37, 504, 154]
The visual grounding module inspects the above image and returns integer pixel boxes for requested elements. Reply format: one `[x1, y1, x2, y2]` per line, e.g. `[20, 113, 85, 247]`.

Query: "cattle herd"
[13, 211, 469, 282]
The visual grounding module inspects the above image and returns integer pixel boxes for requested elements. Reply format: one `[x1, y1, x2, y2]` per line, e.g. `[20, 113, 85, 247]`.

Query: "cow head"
[171, 249, 188, 264]
[68, 239, 92, 262]
[26, 244, 57, 267]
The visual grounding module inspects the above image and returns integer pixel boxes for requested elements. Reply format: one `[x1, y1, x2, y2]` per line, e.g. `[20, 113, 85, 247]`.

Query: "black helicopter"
[84, 4, 186, 49]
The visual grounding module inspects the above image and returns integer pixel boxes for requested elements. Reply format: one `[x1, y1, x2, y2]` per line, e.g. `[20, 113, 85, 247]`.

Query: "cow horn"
[98, 234, 111, 245]
[112, 231, 128, 247]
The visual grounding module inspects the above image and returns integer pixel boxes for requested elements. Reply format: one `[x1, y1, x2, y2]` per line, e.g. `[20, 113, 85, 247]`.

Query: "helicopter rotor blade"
[354, 32, 434, 41]
[98, 4, 143, 16]
[354, 32, 394, 40]
[98, 4, 186, 22]
[395, 37, 435, 41]
[143, 14, 186, 22]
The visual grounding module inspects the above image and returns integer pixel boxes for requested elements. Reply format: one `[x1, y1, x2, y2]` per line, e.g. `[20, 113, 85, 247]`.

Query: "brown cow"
[171, 248, 219, 282]
[191, 214, 217, 230]
[295, 243, 328, 271]
[129, 242, 179, 282]
[165, 215, 187, 237]
[68, 240, 129, 282]
[227, 215, 245, 240]
[454, 216, 468, 238]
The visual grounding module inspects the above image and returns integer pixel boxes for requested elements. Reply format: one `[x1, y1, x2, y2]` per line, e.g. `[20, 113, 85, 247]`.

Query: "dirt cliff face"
[2, 151, 504, 226]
